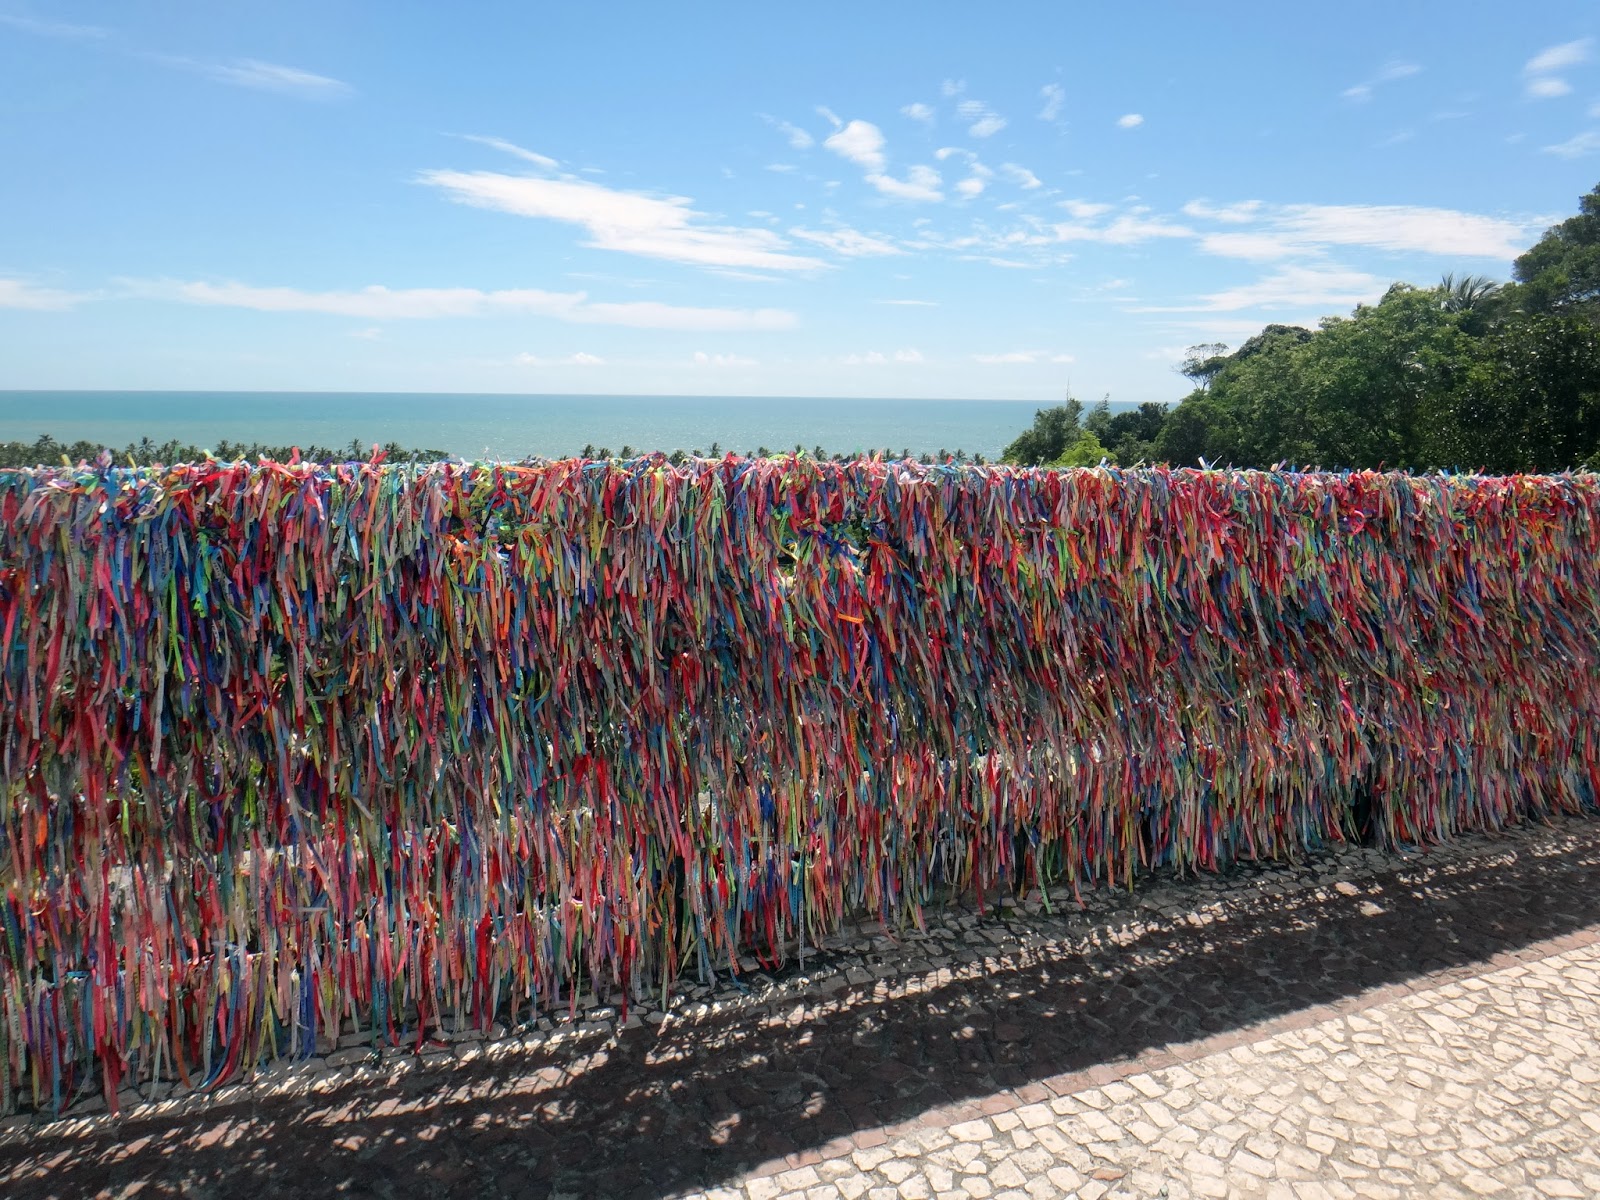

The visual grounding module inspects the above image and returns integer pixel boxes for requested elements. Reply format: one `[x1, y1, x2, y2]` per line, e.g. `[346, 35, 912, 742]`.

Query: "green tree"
[1430, 313, 1600, 472]
[1512, 183, 1600, 315]
[1052, 430, 1111, 466]
[1000, 398, 1085, 464]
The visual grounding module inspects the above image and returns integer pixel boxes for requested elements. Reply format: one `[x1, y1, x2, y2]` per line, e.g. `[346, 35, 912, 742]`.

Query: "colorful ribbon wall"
[2, 459, 1598, 1112]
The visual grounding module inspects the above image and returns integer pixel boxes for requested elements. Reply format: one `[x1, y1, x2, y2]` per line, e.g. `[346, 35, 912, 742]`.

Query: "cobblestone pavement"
[714, 937, 1600, 1200]
[1, 815, 1597, 1200]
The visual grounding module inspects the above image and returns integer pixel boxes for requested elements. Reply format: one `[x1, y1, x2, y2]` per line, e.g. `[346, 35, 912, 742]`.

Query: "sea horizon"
[0, 390, 1155, 461]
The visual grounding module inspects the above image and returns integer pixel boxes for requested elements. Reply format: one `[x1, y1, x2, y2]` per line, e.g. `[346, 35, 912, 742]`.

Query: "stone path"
[716, 936, 1600, 1200]
[2, 815, 1598, 1199]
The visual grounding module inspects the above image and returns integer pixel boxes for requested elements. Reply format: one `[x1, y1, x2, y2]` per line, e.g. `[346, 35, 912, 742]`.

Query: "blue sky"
[4, 2, 1600, 403]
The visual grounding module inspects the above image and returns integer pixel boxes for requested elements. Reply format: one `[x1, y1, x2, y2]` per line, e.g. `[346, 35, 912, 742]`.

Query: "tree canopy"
[1004, 183, 1600, 473]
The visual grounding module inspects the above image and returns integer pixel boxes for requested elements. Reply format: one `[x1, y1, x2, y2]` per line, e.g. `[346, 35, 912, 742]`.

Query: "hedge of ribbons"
[2, 458, 1599, 1112]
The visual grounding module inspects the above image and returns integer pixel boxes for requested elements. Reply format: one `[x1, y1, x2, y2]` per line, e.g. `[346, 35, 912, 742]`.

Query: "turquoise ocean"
[0, 392, 1149, 462]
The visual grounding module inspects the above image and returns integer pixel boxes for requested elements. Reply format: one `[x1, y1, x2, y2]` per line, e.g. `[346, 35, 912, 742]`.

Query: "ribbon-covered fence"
[2, 459, 1598, 1111]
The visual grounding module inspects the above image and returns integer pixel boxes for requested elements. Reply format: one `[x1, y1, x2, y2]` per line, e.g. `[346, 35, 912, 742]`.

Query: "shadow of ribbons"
[2, 817, 1597, 1200]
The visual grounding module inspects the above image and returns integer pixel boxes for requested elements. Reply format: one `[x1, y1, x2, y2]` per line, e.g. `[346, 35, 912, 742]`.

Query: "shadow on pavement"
[3, 816, 1597, 1200]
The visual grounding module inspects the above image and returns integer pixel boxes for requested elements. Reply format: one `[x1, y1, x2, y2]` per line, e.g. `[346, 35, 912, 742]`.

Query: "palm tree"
[1439, 273, 1502, 313]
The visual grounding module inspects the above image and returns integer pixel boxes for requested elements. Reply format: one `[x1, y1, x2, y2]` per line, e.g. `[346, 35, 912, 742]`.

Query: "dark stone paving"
[2, 815, 1598, 1200]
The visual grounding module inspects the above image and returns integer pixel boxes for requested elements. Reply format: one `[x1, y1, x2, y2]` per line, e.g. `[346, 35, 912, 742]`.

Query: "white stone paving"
[702, 938, 1600, 1200]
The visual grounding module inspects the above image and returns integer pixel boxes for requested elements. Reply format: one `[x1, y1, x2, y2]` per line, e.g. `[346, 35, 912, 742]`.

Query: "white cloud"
[1000, 163, 1043, 189]
[973, 351, 1075, 364]
[1116, 113, 1144, 128]
[517, 351, 605, 366]
[956, 177, 986, 198]
[1197, 232, 1309, 261]
[765, 163, 797, 172]
[1052, 214, 1192, 244]
[1182, 199, 1262, 224]
[823, 119, 887, 171]
[901, 102, 935, 124]
[1038, 83, 1065, 121]
[0, 13, 108, 38]
[1527, 38, 1593, 75]
[1526, 39, 1591, 99]
[789, 226, 904, 256]
[1059, 199, 1113, 220]
[348, 326, 384, 340]
[460, 135, 559, 169]
[1528, 77, 1573, 99]
[868, 165, 943, 203]
[0, 278, 82, 310]
[762, 115, 814, 149]
[133, 279, 798, 330]
[816, 105, 843, 129]
[958, 99, 1007, 138]
[1271, 203, 1528, 258]
[419, 169, 824, 271]
[693, 351, 757, 367]
[183, 58, 352, 99]
[841, 349, 923, 365]
[1140, 265, 1385, 313]
[1176, 199, 1533, 259]
[1341, 60, 1422, 102]
[941, 79, 966, 97]
[1544, 130, 1600, 157]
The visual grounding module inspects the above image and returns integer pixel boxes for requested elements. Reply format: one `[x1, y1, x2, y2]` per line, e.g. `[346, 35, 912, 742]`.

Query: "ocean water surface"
[0, 392, 1150, 461]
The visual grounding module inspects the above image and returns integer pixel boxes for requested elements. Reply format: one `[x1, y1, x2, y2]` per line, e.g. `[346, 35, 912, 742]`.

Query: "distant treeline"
[0, 434, 990, 469]
[0, 435, 452, 470]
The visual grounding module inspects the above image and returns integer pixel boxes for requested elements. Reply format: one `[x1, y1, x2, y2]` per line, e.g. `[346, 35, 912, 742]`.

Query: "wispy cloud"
[1059, 199, 1113, 219]
[161, 56, 353, 99]
[958, 98, 1007, 138]
[1543, 130, 1600, 157]
[876, 299, 938, 306]
[841, 349, 924, 365]
[1196, 232, 1310, 261]
[130, 279, 799, 331]
[1270, 203, 1528, 258]
[419, 167, 824, 272]
[940, 79, 965, 97]
[973, 351, 1075, 364]
[1526, 38, 1592, 98]
[517, 351, 605, 366]
[869, 165, 943, 202]
[693, 351, 758, 367]
[1000, 163, 1043, 189]
[1137, 265, 1385, 313]
[1116, 113, 1144, 129]
[348, 326, 383, 340]
[1052, 213, 1191, 244]
[0, 277, 83, 310]
[900, 102, 935, 124]
[0, 12, 108, 38]
[1038, 84, 1065, 121]
[1182, 200, 1533, 259]
[1182, 199, 1262, 224]
[789, 226, 903, 256]
[1341, 60, 1421, 103]
[458, 135, 558, 169]
[762, 114, 814, 149]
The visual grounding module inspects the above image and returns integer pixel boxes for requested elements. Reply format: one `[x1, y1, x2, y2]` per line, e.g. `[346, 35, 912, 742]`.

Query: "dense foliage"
[1002, 183, 1600, 472]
